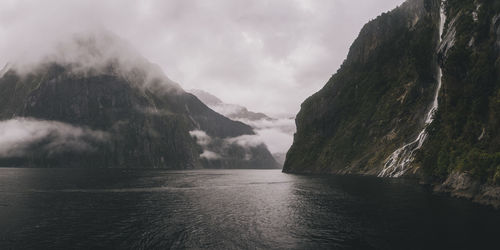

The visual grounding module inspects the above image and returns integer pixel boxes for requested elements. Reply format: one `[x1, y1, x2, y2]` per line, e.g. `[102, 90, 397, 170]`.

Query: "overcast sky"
[0, 0, 405, 116]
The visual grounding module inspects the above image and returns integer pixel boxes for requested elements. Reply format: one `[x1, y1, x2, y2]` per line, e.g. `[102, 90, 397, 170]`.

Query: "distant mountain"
[0, 31, 278, 169]
[190, 89, 295, 167]
[190, 89, 273, 121]
[284, 0, 500, 207]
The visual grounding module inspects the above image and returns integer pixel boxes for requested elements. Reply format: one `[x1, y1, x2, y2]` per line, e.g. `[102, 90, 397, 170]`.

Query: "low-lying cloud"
[235, 118, 296, 154]
[224, 134, 263, 148]
[189, 130, 221, 160]
[0, 118, 109, 157]
[199, 150, 221, 160]
[189, 129, 275, 161]
[190, 89, 295, 155]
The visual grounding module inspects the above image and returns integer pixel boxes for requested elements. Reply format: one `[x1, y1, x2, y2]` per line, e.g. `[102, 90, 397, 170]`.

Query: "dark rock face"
[284, 0, 441, 174]
[434, 172, 500, 209]
[284, 0, 500, 206]
[0, 56, 277, 169]
[418, 0, 500, 185]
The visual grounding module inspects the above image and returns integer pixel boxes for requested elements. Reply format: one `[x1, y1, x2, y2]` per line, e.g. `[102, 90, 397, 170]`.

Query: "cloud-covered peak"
[6, 29, 183, 93]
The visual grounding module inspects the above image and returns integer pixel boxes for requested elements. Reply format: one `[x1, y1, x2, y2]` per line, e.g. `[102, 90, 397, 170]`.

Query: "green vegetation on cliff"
[285, 0, 500, 188]
[284, 0, 441, 174]
[417, 0, 500, 184]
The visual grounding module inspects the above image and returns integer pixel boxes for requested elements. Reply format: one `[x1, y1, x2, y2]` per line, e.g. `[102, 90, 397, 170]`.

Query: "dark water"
[0, 169, 499, 249]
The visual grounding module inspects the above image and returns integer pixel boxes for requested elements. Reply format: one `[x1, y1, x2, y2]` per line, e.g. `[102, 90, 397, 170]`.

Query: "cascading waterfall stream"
[0, 63, 10, 78]
[378, 3, 446, 178]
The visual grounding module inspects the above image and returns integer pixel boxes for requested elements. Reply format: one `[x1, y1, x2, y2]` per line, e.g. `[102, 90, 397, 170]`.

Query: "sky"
[0, 0, 405, 117]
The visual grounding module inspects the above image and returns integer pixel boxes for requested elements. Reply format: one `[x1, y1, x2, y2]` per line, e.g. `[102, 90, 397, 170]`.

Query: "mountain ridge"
[190, 89, 294, 166]
[190, 89, 273, 121]
[0, 32, 279, 169]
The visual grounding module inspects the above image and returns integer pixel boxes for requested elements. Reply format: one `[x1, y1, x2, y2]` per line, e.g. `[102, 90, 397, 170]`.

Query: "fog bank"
[0, 118, 108, 157]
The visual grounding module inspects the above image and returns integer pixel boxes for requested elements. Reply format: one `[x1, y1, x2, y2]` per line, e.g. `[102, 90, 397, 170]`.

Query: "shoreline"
[283, 169, 500, 209]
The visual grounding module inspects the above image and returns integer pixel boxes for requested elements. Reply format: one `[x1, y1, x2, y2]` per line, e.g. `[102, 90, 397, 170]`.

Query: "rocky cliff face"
[284, 0, 441, 174]
[284, 0, 500, 207]
[416, 0, 500, 204]
[0, 33, 278, 169]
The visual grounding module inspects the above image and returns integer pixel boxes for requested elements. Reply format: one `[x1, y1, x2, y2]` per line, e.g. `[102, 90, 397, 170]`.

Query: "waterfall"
[0, 63, 10, 78]
[378, 3, 446, 178]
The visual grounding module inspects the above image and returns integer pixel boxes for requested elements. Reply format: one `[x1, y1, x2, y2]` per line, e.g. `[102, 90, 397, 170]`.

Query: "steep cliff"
[417, 0, 500, 200]
[284, 0, 500, 207]
[284, 0, 442, 174]
[0, 33, 278, 169]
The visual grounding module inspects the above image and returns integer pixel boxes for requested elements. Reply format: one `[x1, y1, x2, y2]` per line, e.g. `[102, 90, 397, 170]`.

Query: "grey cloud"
[189, 129, 275, 161]
[0, 0, 405, 116]
[0, 118, 109, 157]
[233, 118, 296, 154]
[189, 130, 221, 160]
[190, 89, 295, 154]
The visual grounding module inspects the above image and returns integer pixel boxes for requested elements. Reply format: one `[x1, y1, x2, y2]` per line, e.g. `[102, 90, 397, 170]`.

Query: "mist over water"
[1, 168, 499, 249]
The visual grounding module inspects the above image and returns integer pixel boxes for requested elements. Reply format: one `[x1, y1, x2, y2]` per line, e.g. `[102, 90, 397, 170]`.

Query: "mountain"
[284, 0, 500, 207]
[190, 89, 296, 167]
[418, 0, 500, 201]
[0, 31, 278, 169]
[285, 0, 442, 174]
[190, 89, 272, 121]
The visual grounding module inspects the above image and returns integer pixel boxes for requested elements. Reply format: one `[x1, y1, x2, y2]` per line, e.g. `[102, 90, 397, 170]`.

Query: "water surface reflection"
[0, 169, 498, 249]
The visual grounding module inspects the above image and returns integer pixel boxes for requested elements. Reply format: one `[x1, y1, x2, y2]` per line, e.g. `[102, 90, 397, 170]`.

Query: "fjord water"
[0, 169, 499, 249]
